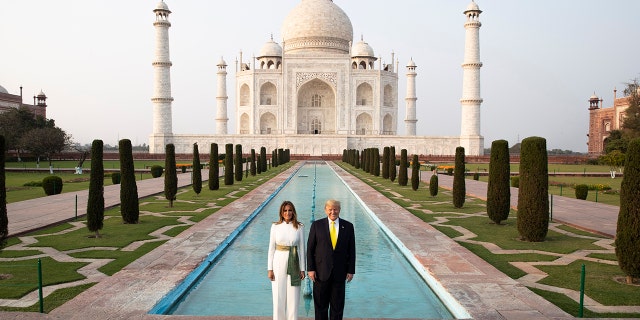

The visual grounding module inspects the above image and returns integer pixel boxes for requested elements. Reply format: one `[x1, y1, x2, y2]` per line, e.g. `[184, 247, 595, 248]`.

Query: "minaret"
[216, 57, 229, 134]
[405, 59, 418, 135]
[459, 0, 484, 155]
[150, 1, 173, 153]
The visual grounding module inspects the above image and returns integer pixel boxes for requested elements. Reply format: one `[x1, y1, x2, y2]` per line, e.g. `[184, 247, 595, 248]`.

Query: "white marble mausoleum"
[149, 0, 485, 156]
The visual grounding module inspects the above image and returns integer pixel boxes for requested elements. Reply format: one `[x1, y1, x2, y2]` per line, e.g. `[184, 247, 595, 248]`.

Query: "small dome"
[154, 1, 170, 12]
[407, 58, 417, 67]
[0, 84, 8, 94]
[37, 90, 46, 97]
[465, 0, 481, 12]
[351, 40, 374, 57]
[590, 93, 599, 100]
[217, 56, 227, 66]
[282, 0, 353, 54]
[258, 38, 283, 57]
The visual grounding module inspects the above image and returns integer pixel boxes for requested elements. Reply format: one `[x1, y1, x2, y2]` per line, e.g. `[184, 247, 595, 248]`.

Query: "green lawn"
[337, 162, 639, 318]
[0, 161, 293, 312]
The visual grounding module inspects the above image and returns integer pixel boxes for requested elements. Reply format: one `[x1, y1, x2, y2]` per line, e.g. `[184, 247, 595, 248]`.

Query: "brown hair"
[275, 200, 302, 229]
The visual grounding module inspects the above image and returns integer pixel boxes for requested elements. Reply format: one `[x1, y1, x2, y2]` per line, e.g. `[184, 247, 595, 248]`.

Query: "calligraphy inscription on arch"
[296, 72, 337, 90]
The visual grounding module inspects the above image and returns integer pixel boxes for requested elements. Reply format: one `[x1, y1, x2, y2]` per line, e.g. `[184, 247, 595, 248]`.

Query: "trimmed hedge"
[150, 165, 164, 178]
[111, 172, 121, 185]
[574, 184, 588, 200]
[516, 136, 549, 242]
[429, 174, 439, 196]
[42, 176, 63, 195]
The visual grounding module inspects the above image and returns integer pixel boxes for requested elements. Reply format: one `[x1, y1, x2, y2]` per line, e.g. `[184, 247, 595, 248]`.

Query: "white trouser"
[272, 250, 300, 320]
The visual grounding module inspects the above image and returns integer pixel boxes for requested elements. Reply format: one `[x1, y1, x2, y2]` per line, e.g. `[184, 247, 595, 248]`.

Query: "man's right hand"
[308, 271, 316, 282]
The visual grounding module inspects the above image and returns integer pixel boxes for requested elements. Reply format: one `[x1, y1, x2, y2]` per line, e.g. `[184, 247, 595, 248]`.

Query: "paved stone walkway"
[1, 164, 637, 319]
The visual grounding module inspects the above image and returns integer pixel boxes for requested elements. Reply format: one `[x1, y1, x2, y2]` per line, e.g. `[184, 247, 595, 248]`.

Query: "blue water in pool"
[163, 162, 453, 318]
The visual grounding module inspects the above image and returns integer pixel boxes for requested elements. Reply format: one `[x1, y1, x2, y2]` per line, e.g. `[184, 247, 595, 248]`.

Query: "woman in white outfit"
[267, 201, 306, 320]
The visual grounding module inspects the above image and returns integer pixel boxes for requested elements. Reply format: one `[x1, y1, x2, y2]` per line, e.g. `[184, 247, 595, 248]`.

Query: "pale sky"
[1, 0, 638, 152]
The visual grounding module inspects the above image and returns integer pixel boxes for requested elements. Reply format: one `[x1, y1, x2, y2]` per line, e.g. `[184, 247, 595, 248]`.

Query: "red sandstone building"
[587, 89, 632, 156]
[0, 84, 47, 118]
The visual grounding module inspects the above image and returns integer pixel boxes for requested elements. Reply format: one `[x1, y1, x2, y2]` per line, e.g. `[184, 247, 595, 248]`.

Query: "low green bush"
[446, 168, 453, 175]
[150, 165, 164, 178]
[473, 172, 480, 180]
[42, 176, 63, 195]
[575, 184, 589, 200]
[23, 181, 43, 187]
[511, 176, 519, 188]
[429, 174, 439, 196]
[111, 172, 121, 185]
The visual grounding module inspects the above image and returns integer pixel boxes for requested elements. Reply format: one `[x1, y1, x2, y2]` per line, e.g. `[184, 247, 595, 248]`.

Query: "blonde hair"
[324, 199, 341, 209]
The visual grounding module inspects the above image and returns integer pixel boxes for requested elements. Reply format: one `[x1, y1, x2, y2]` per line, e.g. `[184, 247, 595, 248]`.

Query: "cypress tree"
[0, 135, 8, 250]
[87, 139, 104, 238]
[411, 154, 420, 191]
[250, 149, 257, 176]
[235, 144, 243, 182]
[119, 139, 139, 224]
[192, 143, 202, 196]
[517, 136, 549, 242]
[355, 150, 360, 169]
[260, 147, 267, 172]
[209, 143, 219, 190]
[257, 155, 262, 174]
[389, 146, 397, 182]
[272, 150, 278, 168]
[487, 140, 511, 224]
[398, 149, 408, 186]
[224, 144, 234, 185]
[429, 174, 439, 197]
[382, 147, 390, 179]
[165, 144, 178, 207]
[453, 146, 466, 208]
[616, 138, 640, 284]
[373, 149, 380, 177]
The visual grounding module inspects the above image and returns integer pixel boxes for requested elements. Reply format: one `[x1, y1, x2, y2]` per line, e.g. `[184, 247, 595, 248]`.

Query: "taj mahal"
[149, 0, 485, 156]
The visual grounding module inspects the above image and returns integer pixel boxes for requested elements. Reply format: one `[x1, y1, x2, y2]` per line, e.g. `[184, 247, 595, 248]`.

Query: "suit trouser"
[313, 272, 346, 320]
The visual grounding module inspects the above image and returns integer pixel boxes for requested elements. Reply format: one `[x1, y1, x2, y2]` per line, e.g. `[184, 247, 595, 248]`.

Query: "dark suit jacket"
[307, 217, 356, 282]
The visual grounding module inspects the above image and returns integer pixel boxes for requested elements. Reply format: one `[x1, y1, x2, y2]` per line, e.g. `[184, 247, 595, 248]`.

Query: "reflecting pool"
[152, 162, 455, 318]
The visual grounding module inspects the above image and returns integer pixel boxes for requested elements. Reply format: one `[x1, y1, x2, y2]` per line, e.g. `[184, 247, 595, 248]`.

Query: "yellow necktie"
[330, 221, 337, 249]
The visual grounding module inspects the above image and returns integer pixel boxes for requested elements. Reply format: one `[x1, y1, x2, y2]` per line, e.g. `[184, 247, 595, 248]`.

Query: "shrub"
[473, 172, 480, 180]
[87, 139, 104, 237]
[0, 135, 7, 250]
[165, 144, 178, 207]
[616, 138, 640, 283]
[23, 181, 43, 187]
[398, 149, 408, 186]
[574, 184, 589, 200]
[511, 176, 519, 188]
[453, 146, 466, 208]
[209, 143, 219, 190]
[111, 172, 121, 184]
[42, 175, 63, 195]
[150, 165, 164, 178]
[225, 144, 234, 185]
[192, 143, 202, 196]
[429, 174, 439, 196]
[446, 168, 453, 175]
[411, 154, 420, 191]
[517, 136, 549, 242]
[487, 140, 511, 225]
[235, 144, 243, 182]
[382, 147, 390, 179]
[389, 146, 397, 182]
[119, 139, 139, 224]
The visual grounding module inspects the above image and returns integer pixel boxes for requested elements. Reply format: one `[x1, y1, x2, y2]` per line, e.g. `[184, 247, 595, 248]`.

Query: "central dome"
[281, 0, 353, 54]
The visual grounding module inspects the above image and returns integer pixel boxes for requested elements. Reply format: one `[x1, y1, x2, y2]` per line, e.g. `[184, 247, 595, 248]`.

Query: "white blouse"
[267, 222, 306, 271]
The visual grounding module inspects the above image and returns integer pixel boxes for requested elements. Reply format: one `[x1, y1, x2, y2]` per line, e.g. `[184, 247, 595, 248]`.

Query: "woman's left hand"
[299, 271, 306, 280]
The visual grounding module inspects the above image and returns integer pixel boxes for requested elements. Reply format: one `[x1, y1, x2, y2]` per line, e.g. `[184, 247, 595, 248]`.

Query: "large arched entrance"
[296, 79, 336, 134]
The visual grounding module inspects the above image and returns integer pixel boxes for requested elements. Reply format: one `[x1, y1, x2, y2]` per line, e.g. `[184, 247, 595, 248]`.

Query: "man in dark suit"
[307, 199, 356, 320]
